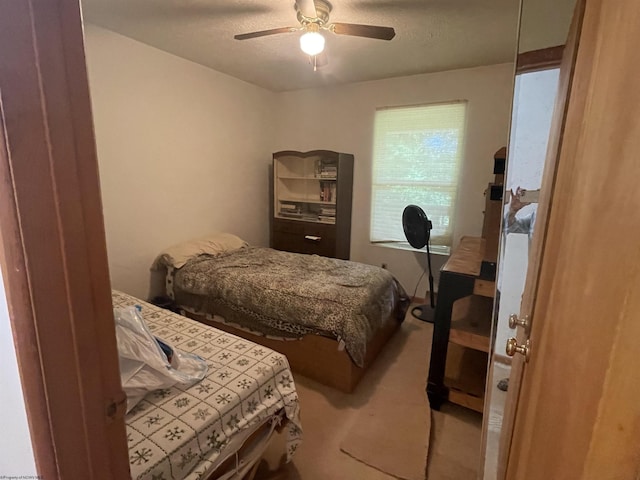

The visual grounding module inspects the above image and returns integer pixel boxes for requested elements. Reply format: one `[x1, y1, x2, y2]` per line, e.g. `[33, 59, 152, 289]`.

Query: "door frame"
[480, 19, 570, 480]
[0, 0, 129, 477]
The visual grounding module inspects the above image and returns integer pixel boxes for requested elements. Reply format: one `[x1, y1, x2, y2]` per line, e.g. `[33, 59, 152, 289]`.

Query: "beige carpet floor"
[339, 316, 432, 480]
[427, 404, 483, 480]
[256, 310, 483, 480]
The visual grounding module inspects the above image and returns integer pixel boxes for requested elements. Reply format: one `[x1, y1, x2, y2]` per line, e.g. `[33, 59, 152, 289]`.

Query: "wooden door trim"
[0, 0, 129, 477]
[0, 104, 58, 480]
[516, 45, 565, 75]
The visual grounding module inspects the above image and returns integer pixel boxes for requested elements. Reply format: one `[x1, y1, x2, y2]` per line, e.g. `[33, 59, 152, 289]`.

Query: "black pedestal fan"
[402, 205, 435, 323]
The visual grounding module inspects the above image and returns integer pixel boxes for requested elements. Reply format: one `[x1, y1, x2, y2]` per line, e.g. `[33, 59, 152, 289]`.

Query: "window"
[370, 101, 467, 249]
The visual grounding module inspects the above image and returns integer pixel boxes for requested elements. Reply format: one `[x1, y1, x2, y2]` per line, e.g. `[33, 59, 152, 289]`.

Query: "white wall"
[86, 24, 514, 299]
[272, 64, 514, 295]
[0, 271, 37, 476]
[494, 68, 560, 353]
[507, 69, 560, 191]
[85, 25, 277, 299]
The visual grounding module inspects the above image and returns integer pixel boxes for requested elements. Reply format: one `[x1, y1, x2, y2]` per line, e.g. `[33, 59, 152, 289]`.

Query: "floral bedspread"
[168, 247, 409, 367]
[113, 291, 302, 480]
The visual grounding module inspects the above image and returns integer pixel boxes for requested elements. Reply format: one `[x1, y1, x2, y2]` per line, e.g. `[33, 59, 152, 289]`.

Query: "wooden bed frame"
[184, 310, 402, 393]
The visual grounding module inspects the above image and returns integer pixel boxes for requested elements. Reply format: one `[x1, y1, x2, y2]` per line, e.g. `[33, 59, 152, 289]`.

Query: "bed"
[151, 234, 410, 393]
[112, 290, 302, 480]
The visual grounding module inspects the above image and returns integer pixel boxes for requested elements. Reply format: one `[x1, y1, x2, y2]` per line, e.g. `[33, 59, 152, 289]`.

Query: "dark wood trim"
[273, 149, 341, 158]
[0, 0, 129, 477]
[516, 45, 565, 74]
[0, 84, 58, 480]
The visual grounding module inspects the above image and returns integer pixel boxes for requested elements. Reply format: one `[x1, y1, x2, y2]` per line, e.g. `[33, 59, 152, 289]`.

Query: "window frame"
[369, 100, 468, 251]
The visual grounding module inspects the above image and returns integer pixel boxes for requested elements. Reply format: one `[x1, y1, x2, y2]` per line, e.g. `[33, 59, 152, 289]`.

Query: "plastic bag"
[114, 306, 208, 413]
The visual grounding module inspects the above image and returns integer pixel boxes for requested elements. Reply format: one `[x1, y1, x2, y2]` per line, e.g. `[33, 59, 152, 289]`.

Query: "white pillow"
[153, 233, 248, 269]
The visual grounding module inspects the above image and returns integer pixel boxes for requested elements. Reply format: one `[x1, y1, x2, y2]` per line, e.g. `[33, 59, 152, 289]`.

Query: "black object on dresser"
[270, 150, 354, 260]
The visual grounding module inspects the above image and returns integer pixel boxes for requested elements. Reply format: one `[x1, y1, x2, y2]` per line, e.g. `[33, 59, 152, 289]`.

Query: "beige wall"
[85, 25, 277, 299]
[273, 64, 514, 295]
[86, 24, 514, 299]
[0, 272, 36, 476]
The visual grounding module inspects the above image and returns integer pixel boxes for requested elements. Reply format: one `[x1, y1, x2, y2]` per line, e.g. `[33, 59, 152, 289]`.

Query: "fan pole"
[410, 240, 436, 323]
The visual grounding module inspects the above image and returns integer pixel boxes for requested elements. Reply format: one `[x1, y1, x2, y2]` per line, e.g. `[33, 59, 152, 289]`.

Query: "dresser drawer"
[272, 220, 336, 257]
[273, 219, 305, 235]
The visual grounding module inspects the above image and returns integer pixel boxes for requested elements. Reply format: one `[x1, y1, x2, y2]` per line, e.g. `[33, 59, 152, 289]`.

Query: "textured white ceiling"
[519, 0, 576, 53]
[82, 0, 521, 92]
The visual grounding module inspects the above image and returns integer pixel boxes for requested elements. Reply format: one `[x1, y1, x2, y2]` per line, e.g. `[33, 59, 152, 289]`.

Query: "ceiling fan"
[234, 0, 395, 70]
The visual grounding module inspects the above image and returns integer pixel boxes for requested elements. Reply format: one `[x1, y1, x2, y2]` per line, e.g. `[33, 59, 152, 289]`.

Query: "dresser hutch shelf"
[271, 150, 354, 260]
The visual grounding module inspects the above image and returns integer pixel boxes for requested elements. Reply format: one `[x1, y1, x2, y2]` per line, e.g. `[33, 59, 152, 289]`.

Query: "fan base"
[296, 0, 331, 25]
[410, 304, 435, 323]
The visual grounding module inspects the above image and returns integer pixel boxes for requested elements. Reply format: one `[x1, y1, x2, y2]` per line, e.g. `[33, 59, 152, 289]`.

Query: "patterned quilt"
[167, 247, 409, 367]
[113, 291, 302, 480]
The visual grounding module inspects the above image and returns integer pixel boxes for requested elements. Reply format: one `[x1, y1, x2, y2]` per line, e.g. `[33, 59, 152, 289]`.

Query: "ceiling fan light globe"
[300, 31, 325, 56]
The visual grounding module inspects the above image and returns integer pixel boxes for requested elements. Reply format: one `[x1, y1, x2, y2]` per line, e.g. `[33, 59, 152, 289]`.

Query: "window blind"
[370, 101, 467, 247]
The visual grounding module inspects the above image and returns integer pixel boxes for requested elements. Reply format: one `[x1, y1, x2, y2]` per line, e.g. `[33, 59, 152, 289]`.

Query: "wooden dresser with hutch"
[270, 150, 354, 260]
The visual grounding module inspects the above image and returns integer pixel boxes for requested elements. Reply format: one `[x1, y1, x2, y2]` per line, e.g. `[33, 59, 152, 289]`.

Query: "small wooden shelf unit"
[428, 148, 504, 414]
[427, 236, 496, 413]
[445, 295, 493, 412]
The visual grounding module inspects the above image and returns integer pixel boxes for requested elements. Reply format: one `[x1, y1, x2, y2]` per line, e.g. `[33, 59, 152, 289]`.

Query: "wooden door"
[494, 1, 585, 476]
[505, 0, 640, 477]
[0, 0, 130, 477]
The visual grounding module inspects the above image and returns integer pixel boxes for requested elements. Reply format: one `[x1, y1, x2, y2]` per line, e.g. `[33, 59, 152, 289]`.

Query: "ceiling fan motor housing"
[296, 0, 332, 26]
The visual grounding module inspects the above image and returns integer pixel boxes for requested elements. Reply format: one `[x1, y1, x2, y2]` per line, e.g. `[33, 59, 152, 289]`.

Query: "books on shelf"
[279, 211, 302, 218]
[279, 202, 301, 218]
[314, 160, 337, 179]
[318, 216, 336, 224]
[280, 203, 299, 212]
[320, 207, 336, 216]
[319, 182, 337, 202]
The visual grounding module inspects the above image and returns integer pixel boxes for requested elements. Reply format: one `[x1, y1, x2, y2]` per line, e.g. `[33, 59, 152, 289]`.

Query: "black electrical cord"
[411, 267, 427, 300]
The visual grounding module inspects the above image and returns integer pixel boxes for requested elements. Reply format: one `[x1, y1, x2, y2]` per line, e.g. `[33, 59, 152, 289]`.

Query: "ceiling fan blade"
[234, 26, 297, 40]
[295, 0, 318, 18]
[330, 22, 396, 40]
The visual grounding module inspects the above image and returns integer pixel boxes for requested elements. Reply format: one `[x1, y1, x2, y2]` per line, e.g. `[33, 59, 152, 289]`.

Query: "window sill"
[370, 241, 451, 256]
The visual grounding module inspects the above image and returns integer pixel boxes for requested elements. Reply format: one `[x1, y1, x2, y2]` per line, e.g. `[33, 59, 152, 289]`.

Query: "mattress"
[165, 246, 409, 367]
[112, 291, 302, 480]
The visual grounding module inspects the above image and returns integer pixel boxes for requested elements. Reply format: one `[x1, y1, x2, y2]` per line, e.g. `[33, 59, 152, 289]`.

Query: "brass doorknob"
[508, 313, 530, 331]
[506, 338, 531, 362]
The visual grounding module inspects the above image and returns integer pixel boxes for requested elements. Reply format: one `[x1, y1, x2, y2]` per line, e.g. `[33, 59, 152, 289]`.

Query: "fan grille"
[402, 205, 431, 249]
